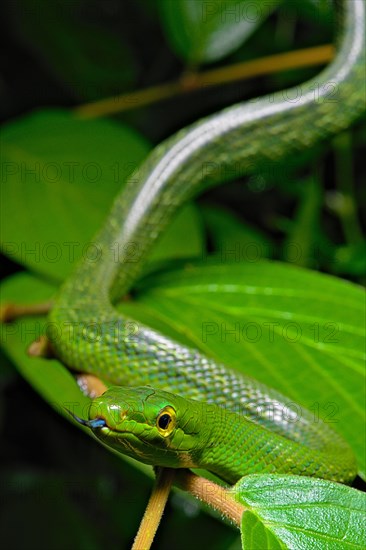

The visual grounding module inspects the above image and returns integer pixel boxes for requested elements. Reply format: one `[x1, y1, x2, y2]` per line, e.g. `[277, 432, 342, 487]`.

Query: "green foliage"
[235, 475, 366, 549]
[0, 274, 89, 414]
[1, 0, 365, 548]
[158, 0, 280, 64]
[1, 110, 203, 280]
[1, 110, 149, 279]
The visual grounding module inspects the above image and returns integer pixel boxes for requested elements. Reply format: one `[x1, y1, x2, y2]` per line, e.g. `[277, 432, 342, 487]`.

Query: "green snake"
[49, 0, 365, 485]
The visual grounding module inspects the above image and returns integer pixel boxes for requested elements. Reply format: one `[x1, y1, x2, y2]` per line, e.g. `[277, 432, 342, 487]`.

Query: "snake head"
[79, 385, 212, 469]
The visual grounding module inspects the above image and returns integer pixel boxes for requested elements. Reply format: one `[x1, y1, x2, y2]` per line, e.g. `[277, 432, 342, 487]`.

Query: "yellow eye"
[156, 406, 176, 437]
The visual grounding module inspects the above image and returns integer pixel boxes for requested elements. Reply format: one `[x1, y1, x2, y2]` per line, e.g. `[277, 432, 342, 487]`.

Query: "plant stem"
[132, 467, 175, 550]
[0, 301, 52, 323]
[175, 470, 245, 527]
[27, 335, 54, 358]
[74, 45, 333, 119]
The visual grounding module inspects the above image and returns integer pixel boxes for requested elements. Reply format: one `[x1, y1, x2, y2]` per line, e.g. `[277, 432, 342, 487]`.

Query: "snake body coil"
[49, 1, 365, 484]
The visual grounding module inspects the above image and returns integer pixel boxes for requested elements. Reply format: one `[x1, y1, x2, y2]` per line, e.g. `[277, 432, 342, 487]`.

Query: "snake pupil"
[158, 413, 171, 430]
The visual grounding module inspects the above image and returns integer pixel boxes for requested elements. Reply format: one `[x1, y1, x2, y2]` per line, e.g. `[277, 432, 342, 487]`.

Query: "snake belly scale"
[49, 0, 365, 484]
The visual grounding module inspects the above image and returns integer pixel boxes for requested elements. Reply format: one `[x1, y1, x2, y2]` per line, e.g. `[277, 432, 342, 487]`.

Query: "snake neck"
[199, 404, 358, 485]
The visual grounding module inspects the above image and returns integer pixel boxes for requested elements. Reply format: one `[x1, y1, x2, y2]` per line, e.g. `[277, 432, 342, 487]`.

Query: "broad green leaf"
[233, 474, 366, 549]
[8, 0, 136, 100]
[0, 110, 203, 280]
[1, 110, 148, 280]
[0, 273, 90, 417]
[120, 260, 366, 477]
[158, 0, 280, 64]
[241, 511, 285, 550]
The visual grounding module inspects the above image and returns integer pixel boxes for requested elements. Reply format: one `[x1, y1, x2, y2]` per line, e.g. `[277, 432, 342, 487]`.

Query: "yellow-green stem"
[74, 45, 333, 119]
[132, 467, 175, 550]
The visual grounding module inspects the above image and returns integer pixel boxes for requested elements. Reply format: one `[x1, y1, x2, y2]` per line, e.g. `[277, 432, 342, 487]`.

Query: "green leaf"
[0, 110, 148, 280]
[158, 0, 280, 64]
[241, 511, 285, 550]
[0, 273, 90, 417]
[120, 260, 366, 477]
[0, 110, 203, 280]
[233, 474, 366, 549]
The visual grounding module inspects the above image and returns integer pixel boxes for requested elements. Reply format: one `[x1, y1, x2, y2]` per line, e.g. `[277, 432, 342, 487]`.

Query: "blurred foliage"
[0, 0, 365, 549]
[157, 0, 280, 64]
[0, 110, 203, 280]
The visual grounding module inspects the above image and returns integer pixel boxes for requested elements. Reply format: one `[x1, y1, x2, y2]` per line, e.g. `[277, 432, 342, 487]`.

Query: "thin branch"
[74, 45, 334, 119]
[175, 470, 245, 527]
[0, 301, 53, 323]
[132, 467, 175, 550]
[27, 335, 54, 358]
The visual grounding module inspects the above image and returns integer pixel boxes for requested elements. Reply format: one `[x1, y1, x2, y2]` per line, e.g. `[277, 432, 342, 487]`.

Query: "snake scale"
[49, 0, 365, 484]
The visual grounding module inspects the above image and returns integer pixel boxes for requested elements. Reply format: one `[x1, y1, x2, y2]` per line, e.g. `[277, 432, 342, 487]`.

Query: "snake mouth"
[65, 409, 132, 435]
[98, 424, 153, 445]
[67, 411, 150, 449]
[96, 422, 178, 455]
[96, 424, 161, 460]
[65, 408, 109, 429]
[86, 417, 108, 429]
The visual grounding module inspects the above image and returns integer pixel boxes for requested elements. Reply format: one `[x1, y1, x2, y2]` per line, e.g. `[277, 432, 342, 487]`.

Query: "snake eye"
[158, 414, 171, 430]
[156, 406, 176, 436]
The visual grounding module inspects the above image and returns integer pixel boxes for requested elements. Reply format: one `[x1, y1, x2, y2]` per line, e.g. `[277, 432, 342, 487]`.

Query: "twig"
[27, 335, 54, 358]
[0, 301, 53, 323]
[132, 467, 175, 550]
[74, 45, 334, 119]
[175, 470, 245, 526]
